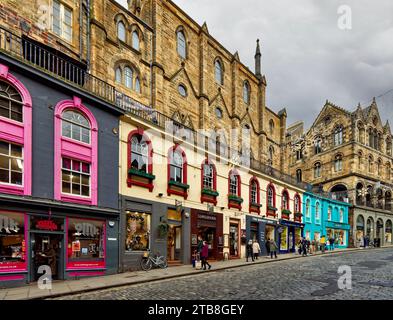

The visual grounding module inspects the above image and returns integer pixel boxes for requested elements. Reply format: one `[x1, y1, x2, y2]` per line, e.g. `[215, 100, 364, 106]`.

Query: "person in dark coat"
[200, 241, 211, 270]
[197, 235, 203, 254]
[269, 239, 278, 259]
[246, 240, 254, 262]
[265, 238, 271, 257]
[301, 238, 308, 256]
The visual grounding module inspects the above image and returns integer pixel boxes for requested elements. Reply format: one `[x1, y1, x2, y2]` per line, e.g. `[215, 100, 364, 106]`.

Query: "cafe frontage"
[0, 199, 119, 287]
[278, 219, 304, 253]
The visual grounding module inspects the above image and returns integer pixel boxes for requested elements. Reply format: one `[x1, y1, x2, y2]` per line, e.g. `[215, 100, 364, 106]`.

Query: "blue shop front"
[246, 215, 280, 256]
[278, 219, 304, 253]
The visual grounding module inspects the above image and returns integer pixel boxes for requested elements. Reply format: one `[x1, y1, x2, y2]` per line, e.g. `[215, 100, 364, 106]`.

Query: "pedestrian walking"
[329, 237, 335, 251]
[197, 235, 203, 254]
[200, 241, 211, 270]
[246, 240, 254, 262]
[265, 238, 271, 257]
[301, 237, 308, 256]
[252, 240, 261, 260]
[269, 239, 278, 259]
[320, 235, 326, 253]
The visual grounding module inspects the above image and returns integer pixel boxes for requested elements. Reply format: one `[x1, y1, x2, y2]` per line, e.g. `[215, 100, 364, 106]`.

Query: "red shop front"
[190, 209, 223, 261]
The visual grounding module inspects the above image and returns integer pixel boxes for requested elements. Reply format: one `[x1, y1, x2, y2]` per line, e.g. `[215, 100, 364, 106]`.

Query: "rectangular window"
[0, 141, 23, 186]
[170, 166, 182, 183]
[125, 212, 151, 251]
[52, 0, 72, 42]
[251, 185, 257, 203]
[0, 212, 26, 272]
[61, 158, 90, 197]
[67, 218, 105, 266]
[230, 177, 237, 195]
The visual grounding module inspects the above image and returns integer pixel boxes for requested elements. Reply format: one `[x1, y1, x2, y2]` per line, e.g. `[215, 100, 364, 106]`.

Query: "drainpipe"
[79, 0, 83, 61]
[150, 31, 154, 108]
[86, 0, 91, 71]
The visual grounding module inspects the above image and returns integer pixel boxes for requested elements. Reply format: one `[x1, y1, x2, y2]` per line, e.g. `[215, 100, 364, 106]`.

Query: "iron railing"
[0, 26, 313, 191]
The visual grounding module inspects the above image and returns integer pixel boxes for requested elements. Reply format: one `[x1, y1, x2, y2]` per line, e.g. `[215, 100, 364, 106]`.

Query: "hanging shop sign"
[36, 219, 58, 231]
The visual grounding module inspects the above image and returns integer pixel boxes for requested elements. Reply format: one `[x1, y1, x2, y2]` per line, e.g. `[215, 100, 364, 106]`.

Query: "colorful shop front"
[303, 192, 350, 248]
[278, 219, 304, 253]
[0, 200, 119, 287]
[245, 215, 280, 256]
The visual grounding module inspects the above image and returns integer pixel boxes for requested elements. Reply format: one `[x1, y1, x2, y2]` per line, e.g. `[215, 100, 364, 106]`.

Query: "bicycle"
[140, 250, 168, 271]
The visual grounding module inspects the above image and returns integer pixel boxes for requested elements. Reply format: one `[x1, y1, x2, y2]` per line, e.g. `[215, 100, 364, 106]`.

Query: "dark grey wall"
[11, 70, 120, 209]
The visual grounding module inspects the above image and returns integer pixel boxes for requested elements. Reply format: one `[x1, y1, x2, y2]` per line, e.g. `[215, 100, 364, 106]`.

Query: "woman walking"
[252, 240, 261, 260]
[200, 241, 211, 270]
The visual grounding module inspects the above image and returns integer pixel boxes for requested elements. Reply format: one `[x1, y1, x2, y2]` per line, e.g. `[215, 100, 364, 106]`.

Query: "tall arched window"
[0, 68, 32, 196]
[282, 190, 289, 210]
[115, 67, 122, 83]
[294, 194, 301, 213]
[135, 77, 141, 93]
[296, 169, 302, 183]
[177, 30, 186, 59]
[124, 67, 133, 89]
[314, 162, 322, 178]
[132, 31, 140, 51]
[201, 159, 218, 205]
[117, 21, 126, 42]
[269, 119, 274, 134]
[54, 97, 98, 205]
[249, 177, 260, 214]
[334, 125, 343, 146]
[314, 137, 322, 154]
[61, 110, 91, 144]
[328, 206, 332, 221]
[250, 179, 258, 204]
[305, 199, 311, 220]
[339, 208, 344, 223]
[368, 155, 373, 173]
[334, 154, 343, 172]
[229, 171, 239, 196]
[243, 81, 250, 104]
[215, 59, 223, 85]
[315, 202, 320, 222]
[368, 128, 374, 148]
[131, 135, 148, 172]
[167, 145, 188, 198]
[268, 146, 274, 166]
[267, 184, 276, 210]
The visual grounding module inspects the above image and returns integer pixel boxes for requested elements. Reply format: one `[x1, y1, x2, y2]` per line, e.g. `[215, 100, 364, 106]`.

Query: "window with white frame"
[0, 141, 23, 186]
[52, 0, 72, 42]
[328, 206, 332, 221]
[61, 158, 90, 197]
[250, 180, 257, 204]
[115, 68, 122, 84]
[177, 30, 186, 59]
[339, 208, 344, 223]
[306, 199, 311, 219]
[131, 134, 148, 172]
[62, 110, 91, 144]
[215, 59, 223, 85]
[315, 202, 320, 222]
[132, 31, 140, 50]
[124, 67, 133, 89]
[117, 21, 126, 42]
[335, 154, 343, 172]
[170, 151, 183, 183]
[229, 173, 238, 196]
[267, 186, 274, 207]
[334, 125, 343, 146]
[314, 162, 321, 178]
[203, 164, 214, 190]
[294, 196, 300, 213]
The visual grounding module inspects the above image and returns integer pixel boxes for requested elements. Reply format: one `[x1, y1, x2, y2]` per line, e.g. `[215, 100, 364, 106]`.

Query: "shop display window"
[125, 212, 151, 251]
[67, 218, 105, 262]
[0, 211, 26, 272]
[265, 225, 275, 241]
[280, 227, 288, 251]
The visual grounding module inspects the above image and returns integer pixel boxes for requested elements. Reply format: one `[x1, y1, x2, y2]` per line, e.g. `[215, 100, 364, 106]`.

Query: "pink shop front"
[0, 210, 111, 286]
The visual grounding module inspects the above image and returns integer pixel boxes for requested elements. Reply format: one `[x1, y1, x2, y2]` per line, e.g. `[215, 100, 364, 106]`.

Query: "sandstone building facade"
[286, 100, 393, 247]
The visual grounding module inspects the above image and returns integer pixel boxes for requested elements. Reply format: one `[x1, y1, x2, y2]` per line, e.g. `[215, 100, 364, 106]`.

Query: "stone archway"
[330, 184, 348, 202]
[366, 217, 374, 239]
[356, 183, 364, 206]
[355, 215, 365, 247]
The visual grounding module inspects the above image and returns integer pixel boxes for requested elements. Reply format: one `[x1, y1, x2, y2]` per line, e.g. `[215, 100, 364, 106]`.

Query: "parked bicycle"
[140, 250, 168, 271]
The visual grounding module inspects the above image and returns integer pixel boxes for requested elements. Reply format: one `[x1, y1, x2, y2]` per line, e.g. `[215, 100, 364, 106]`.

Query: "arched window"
[315, 202, 320, 222]
[268, 146, 274, 166]
[267, 184, 276, 209]
[243, 81, 250, 104]
[305, 199, 311, 220]
[387, 138, 392, 156]
[135, 77, 141, 93]
[358, 123, 365, 144]
[334, 125, 343, 146]
[130, 135, 148, 172]
[61, 110, 91, 144]
[167, 145, 188, 198]
[54, 97, 98, 205]
[269, 119, 274, 134]
[296, 169, 302, 183]
[368, 155, 373, 173]
[368, 128, 374, 148]
[294, 194, 301, 213]
[215, 59, 223, 85]
[115, 67, 122, 83]
[328, 206, 332, 221]
[334, 154, 343, 172]
[229, 170, 240, 196]
[0, 67, 32, 196]
[250, 178, 258, 204]
[202, 161, 216, 190]
[314, 162, 321, 178]
[177, 30, 186, 59]
[282, 190, 289, 210]
[132, 31, 140, 51]
[339, 208, 344, 223]
[124, 67, 133, 89]
[117, 21, 126, 42]
[314, 137, 322, 154]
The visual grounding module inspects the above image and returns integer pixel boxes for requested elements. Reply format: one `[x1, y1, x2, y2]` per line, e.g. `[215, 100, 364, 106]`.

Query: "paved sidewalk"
[0, 246, 388, 300]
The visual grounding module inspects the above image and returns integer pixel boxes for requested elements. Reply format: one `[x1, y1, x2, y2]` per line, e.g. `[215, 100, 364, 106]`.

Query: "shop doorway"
[30, 233, 63, 281]
[229, 220, 240, 258]
[167, 224, 182, 262]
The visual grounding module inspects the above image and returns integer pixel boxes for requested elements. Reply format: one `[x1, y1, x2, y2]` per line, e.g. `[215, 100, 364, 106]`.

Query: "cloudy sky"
[117, 0, 393, 128]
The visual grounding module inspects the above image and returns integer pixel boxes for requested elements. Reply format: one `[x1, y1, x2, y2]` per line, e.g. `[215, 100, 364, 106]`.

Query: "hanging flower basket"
[157, 221, 170, 238]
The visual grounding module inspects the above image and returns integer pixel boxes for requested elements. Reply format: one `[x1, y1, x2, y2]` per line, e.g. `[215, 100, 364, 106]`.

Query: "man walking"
[269, 239, 278, 259]
[246, 240, 254, 262]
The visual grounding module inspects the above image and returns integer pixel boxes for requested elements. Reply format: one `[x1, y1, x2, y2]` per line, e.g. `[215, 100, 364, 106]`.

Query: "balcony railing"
[0, 26, 312, 191]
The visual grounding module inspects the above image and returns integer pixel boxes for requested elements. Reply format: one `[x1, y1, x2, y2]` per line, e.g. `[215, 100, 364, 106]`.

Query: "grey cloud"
[116, 0, 393, 128]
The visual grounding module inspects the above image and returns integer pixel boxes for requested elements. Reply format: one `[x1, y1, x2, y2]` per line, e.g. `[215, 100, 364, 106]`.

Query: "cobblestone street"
[54, 248, 393, 300]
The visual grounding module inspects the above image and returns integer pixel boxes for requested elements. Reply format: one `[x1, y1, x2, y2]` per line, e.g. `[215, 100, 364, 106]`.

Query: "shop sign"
[36, 219, 58, 231]
[74, 222, 99, 237]
[198, 214, 216, 221]
[279, 219, 304, 228]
